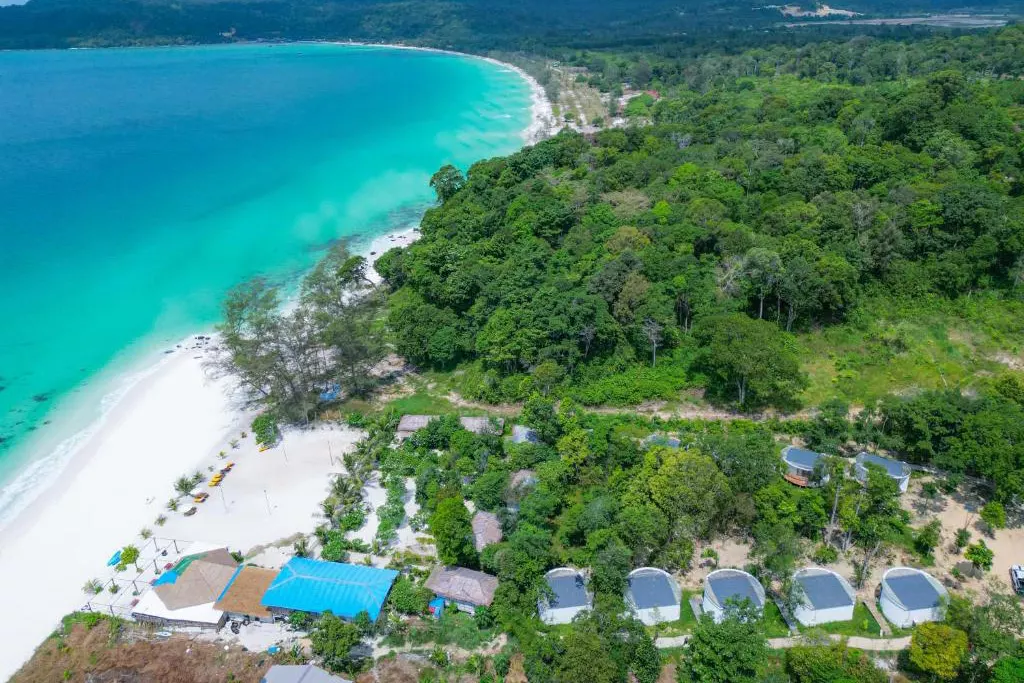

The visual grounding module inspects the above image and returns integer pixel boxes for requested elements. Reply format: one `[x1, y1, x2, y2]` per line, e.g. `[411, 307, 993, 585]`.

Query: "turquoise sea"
[0, 43, 532, 526]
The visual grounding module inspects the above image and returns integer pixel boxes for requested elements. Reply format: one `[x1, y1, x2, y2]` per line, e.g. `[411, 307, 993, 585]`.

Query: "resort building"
[214, 565, 279, 624]
[879, 567, 948, 627]
[396, 415, 436, 441]
[781, 445, 829, 487]
[130, 546, 238, 628]
[791, 567, 856, 626]
[424, 566, 498, 615]
[539, 568, 592, 625]
[260, 558, 398, 621]
[471, 511, 503, 551]
[855, 452, 911, 493]
[642, 434, 681, 449]
[262, 664, 351, 683]
[459, 416, 505, 436]
[702, 568, 766, 622]
[625, 567, 681, 625]
[510, 425, 540, 444]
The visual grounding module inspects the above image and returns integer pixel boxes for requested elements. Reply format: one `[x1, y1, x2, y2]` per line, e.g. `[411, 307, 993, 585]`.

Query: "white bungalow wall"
[634, 604, 681, 626]
[540, 604, 589, 625]
[793, 603, 854, 626]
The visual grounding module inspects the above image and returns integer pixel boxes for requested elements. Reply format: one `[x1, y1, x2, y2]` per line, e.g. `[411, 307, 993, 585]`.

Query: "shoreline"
[0, 230, 418, 681]
[0, 40, 542, 676]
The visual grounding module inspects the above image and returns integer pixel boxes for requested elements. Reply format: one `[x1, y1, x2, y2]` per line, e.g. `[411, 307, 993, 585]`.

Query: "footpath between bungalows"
[654, 633, 912, 651]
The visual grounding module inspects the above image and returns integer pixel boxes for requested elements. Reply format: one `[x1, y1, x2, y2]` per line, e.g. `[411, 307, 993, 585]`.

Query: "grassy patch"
[761, 601, 792, 638]
[384, 390, 460, 416]
[799, 602, 881, 638]
[649, 589, 699, 637]
[798, 294, 1023, 406]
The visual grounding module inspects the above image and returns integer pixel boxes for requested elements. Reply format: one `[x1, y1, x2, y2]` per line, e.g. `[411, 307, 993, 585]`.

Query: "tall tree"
[429, 496, 478, 567]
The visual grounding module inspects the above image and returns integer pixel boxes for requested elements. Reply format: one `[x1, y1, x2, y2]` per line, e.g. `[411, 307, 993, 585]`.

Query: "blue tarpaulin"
[428, 597, 446, 619]
[260, 558, 398, 620]
[107, 550, 122, 567]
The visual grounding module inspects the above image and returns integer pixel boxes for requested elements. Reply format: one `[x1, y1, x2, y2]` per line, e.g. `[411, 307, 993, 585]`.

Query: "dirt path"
[654, 633, 911, 651]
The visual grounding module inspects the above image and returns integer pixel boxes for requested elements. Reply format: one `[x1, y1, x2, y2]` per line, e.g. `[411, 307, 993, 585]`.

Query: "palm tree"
[173, 476, 193, 497]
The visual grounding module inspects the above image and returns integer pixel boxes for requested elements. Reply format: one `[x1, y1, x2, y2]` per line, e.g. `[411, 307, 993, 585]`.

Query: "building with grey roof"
[510, 425, 541, 444]
[792, 567, 856, 626]
[262, 664, 351, 683]
[459, 416, 505, 436]
[643, 434, 681, 449]
[879, 567, 947, 627]
[396, 415, 436, 441]
[626, 567, 681, 625]
[425, 566, 498, 614]
[702, 568, 765, 622]
[539, 568, 592, 625]
[471, 511, 503, 551]
[855, 452, 911, 493]
[781, 445, 830, 488]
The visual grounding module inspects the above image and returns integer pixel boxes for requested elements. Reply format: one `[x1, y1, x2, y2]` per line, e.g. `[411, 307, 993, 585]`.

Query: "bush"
[251, 413, 279, 446]
[955, 528, 971, 550]
[812, 544, 838, 564]
[981, 501, 1007, 531]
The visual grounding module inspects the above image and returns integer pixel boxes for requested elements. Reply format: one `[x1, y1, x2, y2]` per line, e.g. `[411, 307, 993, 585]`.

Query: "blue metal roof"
[886, 573, 941, 610]
[708, 573, 763, 608]
[548, 573, 590, 609]
[857, 453, 908, 478]
[261, 558, 398, 620]
[797, 573, 853, 610]
[782, 446, 824, 470]
[628, 571, 678, 609]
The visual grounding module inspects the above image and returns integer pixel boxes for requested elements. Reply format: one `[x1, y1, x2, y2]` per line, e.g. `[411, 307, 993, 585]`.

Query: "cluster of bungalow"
[780, 445, 911, 493]
[536, 563, 946, 629]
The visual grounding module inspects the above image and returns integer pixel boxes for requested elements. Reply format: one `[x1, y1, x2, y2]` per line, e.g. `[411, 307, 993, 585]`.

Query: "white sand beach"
[0, 233, 423, 679]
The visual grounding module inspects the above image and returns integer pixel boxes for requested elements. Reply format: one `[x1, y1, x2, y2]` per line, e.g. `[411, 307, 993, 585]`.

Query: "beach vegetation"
[154, 514, 167, 527]
[166, 497, 178, 512]
[139, 527, 152, 539]
[116, 545, 140, 572]
[82, 579, 103, 596]
[251, 413, 278, 446]
[965, 540, 995, 572]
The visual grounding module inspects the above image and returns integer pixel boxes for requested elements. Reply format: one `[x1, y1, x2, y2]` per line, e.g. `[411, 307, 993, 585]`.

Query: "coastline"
[0, 231, 418, 681]
[0, 41, 544, 677]
[319, 41, 559, 145]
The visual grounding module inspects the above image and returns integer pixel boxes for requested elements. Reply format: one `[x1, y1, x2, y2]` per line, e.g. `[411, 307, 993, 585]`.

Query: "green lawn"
[799, 602, 882, 638]
[761, 601, 793, 638]
[649, 590, 698, 637]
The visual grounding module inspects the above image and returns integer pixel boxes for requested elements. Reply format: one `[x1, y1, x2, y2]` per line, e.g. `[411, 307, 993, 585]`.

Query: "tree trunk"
[786, 303, 797, 332]
[736, 377, 746, 406]
[758, 295, 764, 320]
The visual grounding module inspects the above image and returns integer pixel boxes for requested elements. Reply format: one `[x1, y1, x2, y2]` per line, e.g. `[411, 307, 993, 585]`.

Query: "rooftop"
[706, 569, 764, 610]
[261, 558, 398, 620]
[262, 664, 351, 683]
[510, 425, 540, 444]
[782, 446, 825, 470]
[884, 569, 944, 610]
[546, 569, 590, 609]
[460, 416, 505, 435]
[425, 566, 499, 607]
[857, 452, 910, 478]
[153, 548, 238, 610]
[214, 565, 279, 619]
[509, 469, 537, 490]
[627, 569, 679, 609]
[471, 511, 503, 551]
[397, 415, 436, 433]
[794, 569, 854, 610]
[643, 434, 681, 448]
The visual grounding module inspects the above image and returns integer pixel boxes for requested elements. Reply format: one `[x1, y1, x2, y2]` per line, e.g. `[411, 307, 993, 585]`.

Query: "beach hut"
[214, 565, 279, 624]
[471, 511, 503, 551]
[510, 425, 540, 444]
[424, 566, 498, 615]
[460, 416, 505, 436]
[781, 445, 829, 487]
[879, 567, 948, 627]
[855, 452, 911, 493]
[539, 568, 592, 625]
[792, 567, 856, 626]
[261, 558, 398, 621]
[626, 567, 681, 625]
[702, 568, 765, 622]
[131, 547, 238, 629]
[396, 415, 436, 441]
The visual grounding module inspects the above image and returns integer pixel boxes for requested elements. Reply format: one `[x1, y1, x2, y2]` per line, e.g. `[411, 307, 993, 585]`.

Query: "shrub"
[980, 501, 1007, 531]
[965, 540, 994, 571]
[251, 413, 279, 446]
[955, 528, 971, 550]
[812, 544, 838, 564]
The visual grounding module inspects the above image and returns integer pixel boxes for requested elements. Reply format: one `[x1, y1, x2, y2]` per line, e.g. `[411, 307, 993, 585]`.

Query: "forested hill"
[373, 26, 1024, 499]
[0, 0, 1019, 50]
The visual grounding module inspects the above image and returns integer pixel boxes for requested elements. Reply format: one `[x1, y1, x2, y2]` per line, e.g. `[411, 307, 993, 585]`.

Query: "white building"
[879, 567, 948, 627]
[702, 568, 765, 623]
[792, 567, 856, 626]
[781, 446, 829, 487]
[855, 452, 911, 493]
[626, 567, 681, 625]
[538, 568, 592, 625]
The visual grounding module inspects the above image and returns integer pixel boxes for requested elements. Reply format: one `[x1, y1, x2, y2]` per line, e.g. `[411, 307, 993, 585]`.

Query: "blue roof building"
[261, 558, 398, 620]
[781, 445, 829, 487]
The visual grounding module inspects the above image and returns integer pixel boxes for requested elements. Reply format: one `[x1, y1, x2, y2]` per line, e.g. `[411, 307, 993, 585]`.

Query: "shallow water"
[0, 43, 531, 526]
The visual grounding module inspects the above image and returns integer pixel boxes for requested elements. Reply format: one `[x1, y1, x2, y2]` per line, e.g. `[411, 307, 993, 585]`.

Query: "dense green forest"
[0, 0, 1019, 51]
[198, 18, 1024, 683]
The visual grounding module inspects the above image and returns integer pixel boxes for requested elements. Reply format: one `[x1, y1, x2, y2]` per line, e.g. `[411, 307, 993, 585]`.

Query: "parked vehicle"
[1011, 565, 1024, 595]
